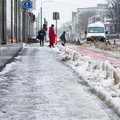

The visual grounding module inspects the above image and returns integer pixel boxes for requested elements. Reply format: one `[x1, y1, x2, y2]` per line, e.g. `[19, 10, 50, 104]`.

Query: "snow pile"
[80, 40, 120, 52]
[23, 43, 30, 48]
[58, 46, 120, 116]
[94, 41, 120, 52]
[0, 62, 16, 75]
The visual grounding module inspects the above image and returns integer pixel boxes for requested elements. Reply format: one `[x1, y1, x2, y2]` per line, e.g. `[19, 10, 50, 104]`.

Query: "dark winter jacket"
[37, 29, 46, 39]
[60, 32, 66, 42]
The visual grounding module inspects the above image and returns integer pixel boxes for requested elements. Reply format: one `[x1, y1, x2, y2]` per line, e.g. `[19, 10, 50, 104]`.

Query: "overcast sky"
[36, 0, 105, 28]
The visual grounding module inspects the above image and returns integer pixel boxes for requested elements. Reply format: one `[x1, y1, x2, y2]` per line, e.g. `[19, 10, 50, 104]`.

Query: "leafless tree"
[106, 0, 120, 33]
[58, 21, 72, 35]
[78, 11, 96, 32]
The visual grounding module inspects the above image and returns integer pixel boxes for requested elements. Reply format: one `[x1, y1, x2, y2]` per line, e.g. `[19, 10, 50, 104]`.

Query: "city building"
[71, 12, 77, 41]
[22, 0, 36, 43]
[71, 4, 109, 41]
[0, 0, 22, 44]
[0, 0, 36, 69]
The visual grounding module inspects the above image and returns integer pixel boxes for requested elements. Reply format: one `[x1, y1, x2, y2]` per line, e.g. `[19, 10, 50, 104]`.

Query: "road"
[0, 43, 119, 120]
[67, 43, 120, 68]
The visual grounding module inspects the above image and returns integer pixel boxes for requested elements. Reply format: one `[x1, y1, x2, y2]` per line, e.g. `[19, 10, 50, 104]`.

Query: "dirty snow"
[58, 45, 120, 116]
[0, 44, 114, 120]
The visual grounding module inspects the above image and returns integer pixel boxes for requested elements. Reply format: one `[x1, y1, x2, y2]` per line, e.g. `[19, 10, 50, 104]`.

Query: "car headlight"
[87, 35, 93, 41]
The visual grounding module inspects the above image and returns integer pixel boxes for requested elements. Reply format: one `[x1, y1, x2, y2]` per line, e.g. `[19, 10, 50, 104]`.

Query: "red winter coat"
[49, 27, 56, 44]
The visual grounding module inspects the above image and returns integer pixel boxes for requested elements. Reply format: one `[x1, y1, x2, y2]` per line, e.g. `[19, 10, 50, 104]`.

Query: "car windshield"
[88, 27, 104, 33]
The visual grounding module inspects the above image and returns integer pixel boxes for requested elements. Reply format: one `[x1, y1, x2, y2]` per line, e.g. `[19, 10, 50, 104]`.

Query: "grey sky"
[36, 0, 105, 28]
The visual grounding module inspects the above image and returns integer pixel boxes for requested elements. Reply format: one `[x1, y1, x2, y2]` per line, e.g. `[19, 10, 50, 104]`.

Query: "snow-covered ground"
[0, 44, 113, 120]
[58, 45, 120, 116]
[0, 43, 119, 120]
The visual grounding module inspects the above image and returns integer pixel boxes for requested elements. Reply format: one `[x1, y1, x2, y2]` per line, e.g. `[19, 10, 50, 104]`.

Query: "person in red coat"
[48, 24, 56, 48]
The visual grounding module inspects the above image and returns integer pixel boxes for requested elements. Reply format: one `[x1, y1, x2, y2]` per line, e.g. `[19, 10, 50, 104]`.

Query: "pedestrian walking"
[37, 28, 46, 46]
[60, 31, 66, 46]
[48, 24, 56, 48]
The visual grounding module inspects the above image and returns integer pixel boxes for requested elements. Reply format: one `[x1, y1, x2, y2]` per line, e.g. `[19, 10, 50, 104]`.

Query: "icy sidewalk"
[58, 44, 120, 117]
[0, 44, 111, 120]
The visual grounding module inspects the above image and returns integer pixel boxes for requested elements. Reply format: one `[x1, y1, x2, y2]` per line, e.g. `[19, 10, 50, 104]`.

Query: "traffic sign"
[53, 12, 60, 20]
[23, 1, 31, 8]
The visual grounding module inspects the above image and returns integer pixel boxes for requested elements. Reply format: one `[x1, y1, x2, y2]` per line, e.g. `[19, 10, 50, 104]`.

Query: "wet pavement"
[0, 44, 118, 120]
[0, 43, 22, 69]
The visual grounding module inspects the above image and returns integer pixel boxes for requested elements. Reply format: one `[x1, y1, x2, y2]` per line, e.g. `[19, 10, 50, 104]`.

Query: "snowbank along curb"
[58, 45, 120, 116]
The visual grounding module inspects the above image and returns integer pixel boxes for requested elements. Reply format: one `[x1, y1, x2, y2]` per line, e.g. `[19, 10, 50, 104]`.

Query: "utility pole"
[40, 6, 42, 28]
[117, 4, 119, 39]
[53, 12, 60, 44]
[56, 19, 57, 41]
[40, 1, 52, 28]
[11, 0, 13, 43]
[2, 0, 6, 44]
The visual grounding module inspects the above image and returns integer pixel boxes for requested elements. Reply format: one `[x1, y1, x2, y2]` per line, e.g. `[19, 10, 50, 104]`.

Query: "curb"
[0, 48, 22, 72]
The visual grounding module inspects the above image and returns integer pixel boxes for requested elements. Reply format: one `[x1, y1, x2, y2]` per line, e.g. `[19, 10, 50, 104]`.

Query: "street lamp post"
[40, 1, 52, 28]
[40, 6, 42, 28]
[117, 4, 119, 39]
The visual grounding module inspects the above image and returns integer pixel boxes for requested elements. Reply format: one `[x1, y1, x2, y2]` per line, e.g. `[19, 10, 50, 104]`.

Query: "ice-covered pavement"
[0, 43, 115, 120]
[58, 43, 120, 118]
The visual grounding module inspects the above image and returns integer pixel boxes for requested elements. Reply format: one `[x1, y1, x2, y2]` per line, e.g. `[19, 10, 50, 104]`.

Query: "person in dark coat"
[48, 24, 56, 48]
[37, 28, 46, 46]
[60, 31, 66, 46]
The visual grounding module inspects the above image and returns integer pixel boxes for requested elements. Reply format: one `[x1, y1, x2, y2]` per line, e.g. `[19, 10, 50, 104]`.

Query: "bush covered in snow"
[94, 41, 120, 52]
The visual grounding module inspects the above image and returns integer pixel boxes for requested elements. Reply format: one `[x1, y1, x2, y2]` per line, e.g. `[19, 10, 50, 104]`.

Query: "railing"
[106, 34, 120, 40]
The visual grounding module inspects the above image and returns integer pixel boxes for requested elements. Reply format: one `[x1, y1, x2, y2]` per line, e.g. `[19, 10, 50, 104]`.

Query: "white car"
[86, 22, 107, 42]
